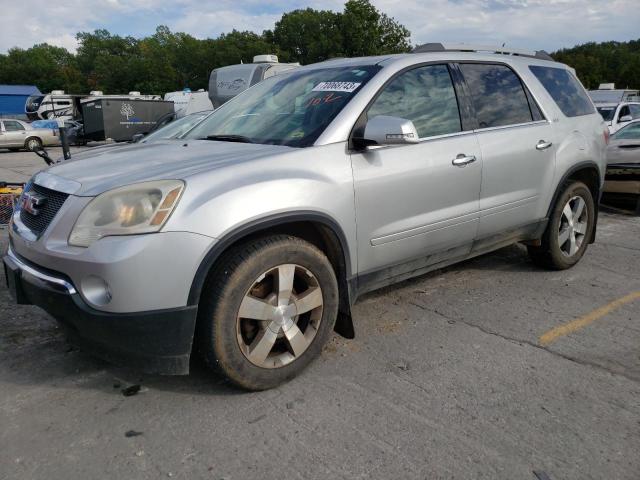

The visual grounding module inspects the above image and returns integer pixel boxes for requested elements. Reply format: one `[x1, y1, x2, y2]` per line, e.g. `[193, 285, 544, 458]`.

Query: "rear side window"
[529, 65, 594, 117]
[459, 63, 534, 128]
[367, 64, 462, 138]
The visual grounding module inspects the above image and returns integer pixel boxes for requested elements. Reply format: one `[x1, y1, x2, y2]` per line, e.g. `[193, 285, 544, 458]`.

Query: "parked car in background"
[138, 111, 212, 143]
[603, 119, 640, 213]
[0, 119, 59, 151]
[64, 120, 86, 145]
[4, 45, 607, 390]
[595, 101, 640, 134]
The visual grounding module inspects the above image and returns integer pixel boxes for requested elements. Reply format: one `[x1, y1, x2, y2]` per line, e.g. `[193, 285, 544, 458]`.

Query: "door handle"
[536, 140, 553, 150]
[452, 154, 476, 167]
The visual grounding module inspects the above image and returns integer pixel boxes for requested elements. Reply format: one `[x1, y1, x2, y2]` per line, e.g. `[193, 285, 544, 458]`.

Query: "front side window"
[630, 105, 640, 118]
[187, 65, 380, 147]
[612, 122, 640, 140]
[367, 64, 462, 138]
[529, 65, 594, 117]
[460, 63, 534, 128]
[4, 121, 25, 131]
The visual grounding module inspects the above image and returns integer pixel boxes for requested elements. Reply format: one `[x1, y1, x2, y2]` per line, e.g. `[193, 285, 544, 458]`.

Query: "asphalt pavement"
[1, 147, 639, 479]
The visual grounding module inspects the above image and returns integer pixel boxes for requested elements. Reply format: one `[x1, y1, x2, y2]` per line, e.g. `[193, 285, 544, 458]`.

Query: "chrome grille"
[19, 183, 69, 235]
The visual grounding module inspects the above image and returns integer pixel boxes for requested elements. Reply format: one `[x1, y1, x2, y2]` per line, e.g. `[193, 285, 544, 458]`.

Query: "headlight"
[69, 180, 184, 247]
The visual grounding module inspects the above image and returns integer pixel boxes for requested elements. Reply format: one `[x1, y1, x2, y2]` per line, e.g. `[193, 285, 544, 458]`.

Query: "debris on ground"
[121, 384, 142, 396]
[125, 430, 143, 437]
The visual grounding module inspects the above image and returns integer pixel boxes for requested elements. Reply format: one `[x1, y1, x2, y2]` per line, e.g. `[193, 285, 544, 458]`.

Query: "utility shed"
[0, 85, 41, 119]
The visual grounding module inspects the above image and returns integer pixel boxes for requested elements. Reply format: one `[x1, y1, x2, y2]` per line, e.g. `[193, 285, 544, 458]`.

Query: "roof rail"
[412, 43, 554, 61]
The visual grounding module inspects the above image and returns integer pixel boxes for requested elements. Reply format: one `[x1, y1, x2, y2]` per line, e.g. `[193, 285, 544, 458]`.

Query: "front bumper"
[3, 247, 197, 374]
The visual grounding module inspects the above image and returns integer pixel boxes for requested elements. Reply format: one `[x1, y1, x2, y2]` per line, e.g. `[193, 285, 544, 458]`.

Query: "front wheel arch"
[188, 212, 355, 338]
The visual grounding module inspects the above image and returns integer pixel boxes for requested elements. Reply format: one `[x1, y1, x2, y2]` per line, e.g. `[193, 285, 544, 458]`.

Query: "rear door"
[457, 62, 557, 238]
[351, 63, 482, 282]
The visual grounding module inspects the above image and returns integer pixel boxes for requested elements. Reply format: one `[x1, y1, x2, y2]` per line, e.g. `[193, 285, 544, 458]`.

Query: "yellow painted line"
[539, 291, 640, 346]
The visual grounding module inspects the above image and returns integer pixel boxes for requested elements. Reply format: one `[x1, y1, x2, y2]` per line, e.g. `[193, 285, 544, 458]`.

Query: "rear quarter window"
[529, 65, 594, 117]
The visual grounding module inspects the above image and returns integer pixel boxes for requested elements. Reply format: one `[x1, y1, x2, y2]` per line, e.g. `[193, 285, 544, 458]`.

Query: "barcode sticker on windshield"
[312, 82, 361, 93]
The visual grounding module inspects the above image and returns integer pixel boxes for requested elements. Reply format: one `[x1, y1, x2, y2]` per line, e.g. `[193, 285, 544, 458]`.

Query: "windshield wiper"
[202, 134, 254, 143]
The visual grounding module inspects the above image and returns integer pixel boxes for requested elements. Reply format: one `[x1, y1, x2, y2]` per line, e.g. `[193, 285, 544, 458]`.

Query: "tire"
[528, 180, 595, 270]
[196, 235, 339, 390]
[25, 137, 42, 151]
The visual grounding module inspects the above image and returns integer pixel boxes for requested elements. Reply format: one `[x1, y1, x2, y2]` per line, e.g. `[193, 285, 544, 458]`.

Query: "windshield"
[597, 106, 616, 122]
[186, 65, 381, 147]
[142, 112, 211, 143]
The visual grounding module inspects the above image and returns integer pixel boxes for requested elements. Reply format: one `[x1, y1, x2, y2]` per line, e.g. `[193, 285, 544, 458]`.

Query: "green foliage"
[0, 43, 84, 93]
[552, 40, 640, 90]
[272, 0, 411, 64]
[0, 1, 411, 95]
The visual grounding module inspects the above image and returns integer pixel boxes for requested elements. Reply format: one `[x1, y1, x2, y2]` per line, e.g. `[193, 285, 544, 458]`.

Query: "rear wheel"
[25, 137, 42, 151]
[197, 235, 339, 390]
[528, 181, 595, 269]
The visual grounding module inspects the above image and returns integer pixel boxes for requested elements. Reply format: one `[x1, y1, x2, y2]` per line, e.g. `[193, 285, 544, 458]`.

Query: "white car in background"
[0, 119, 59, 151]
[596, 102, 640, 134]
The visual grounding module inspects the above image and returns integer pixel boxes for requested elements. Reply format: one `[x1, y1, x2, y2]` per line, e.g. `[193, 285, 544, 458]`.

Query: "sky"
[0, 0, 638, 54]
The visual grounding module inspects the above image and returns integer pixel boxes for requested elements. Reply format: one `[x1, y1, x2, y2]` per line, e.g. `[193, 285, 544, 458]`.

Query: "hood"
[47, 140, 295, 196]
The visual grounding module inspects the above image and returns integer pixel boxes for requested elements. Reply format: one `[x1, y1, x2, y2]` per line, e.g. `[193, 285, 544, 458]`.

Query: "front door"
[351, 64, 482, 285]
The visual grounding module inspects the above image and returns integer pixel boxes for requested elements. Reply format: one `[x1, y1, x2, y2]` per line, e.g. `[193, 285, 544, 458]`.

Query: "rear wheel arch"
[547, 162, 601, 243]
[188, 212, 355, 338]
[24, 136, 42, 150]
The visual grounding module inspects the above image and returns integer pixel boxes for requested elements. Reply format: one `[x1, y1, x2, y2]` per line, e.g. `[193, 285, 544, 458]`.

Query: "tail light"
[603, 128, 610, 145]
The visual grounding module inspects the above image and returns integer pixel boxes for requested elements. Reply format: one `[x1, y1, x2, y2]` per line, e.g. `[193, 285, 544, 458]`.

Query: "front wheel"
[196, 235, 339, 390]
[528, 180, 595, 270]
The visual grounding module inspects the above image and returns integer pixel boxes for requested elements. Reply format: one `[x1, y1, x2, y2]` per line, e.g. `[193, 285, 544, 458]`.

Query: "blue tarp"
[0, 85, 41, 115]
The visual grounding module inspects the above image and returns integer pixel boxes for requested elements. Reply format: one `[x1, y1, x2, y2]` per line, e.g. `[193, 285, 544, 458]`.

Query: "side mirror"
[354, 115, 419, 149]
[131, 133, 144, 143]
[619, 115, 633, 123]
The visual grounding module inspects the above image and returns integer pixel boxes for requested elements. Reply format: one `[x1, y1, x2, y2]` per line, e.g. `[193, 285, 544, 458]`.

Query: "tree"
[341, 0, 411, 57]
[271, 8, 343, 64]
[0, 1, 413, 95]
[0, 44, 84, 93]
[552, 40, 640, 90]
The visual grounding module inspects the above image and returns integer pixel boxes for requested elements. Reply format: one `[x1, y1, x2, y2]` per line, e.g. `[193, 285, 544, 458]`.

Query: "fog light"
[81, 276, 112, 306]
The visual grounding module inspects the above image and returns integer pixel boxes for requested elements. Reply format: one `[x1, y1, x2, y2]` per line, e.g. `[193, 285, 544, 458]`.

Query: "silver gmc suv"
[3, 44, 608, 390]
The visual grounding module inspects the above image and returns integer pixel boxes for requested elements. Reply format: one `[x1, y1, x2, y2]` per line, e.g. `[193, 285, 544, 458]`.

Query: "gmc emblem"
[21, 191, 47, 216]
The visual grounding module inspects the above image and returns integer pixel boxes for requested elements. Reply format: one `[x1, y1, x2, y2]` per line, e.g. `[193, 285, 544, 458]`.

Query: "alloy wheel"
[236, 264, 324, 369]
[558, 195, 588, 257]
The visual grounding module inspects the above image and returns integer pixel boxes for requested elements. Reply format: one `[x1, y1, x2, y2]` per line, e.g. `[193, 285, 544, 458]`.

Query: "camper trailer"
[25, 91, 161, 121]
[208, 55, 300, 108]
[164, 89, 213, 118]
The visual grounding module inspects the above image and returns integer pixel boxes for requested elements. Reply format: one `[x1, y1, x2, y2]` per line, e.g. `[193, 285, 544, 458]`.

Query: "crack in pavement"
[409, 301, 640, 384]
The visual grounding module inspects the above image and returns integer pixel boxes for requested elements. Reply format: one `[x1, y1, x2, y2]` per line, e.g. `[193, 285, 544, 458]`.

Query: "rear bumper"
[3, 248, 197, 375]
